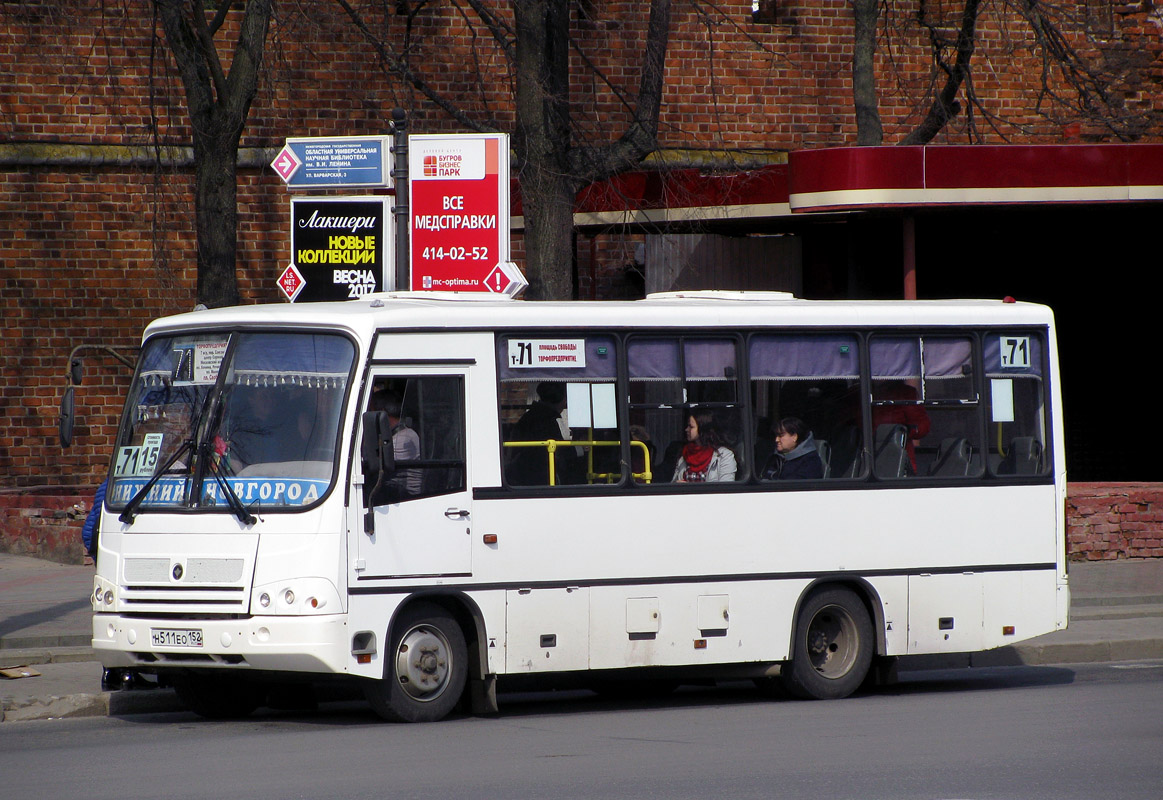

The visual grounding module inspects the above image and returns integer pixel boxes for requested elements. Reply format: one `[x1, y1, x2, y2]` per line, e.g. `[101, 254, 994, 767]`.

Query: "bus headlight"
[92, 576, 116, 609]
[251, 578, 341, 616]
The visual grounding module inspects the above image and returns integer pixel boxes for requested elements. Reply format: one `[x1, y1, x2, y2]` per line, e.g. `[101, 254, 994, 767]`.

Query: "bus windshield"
[107, 330, 355, 515]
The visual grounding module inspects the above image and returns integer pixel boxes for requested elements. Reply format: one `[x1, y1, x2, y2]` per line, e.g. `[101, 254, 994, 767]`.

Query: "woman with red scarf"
[672, 411, 737, 483]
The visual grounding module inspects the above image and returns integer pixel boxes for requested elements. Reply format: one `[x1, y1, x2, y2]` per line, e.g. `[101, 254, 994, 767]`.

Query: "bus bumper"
[92, 613, 351, 675]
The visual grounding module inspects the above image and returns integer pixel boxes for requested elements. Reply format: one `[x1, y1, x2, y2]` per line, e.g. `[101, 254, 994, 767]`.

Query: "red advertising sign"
[277, 263, 305, 302]
[409, 133, 526, 295]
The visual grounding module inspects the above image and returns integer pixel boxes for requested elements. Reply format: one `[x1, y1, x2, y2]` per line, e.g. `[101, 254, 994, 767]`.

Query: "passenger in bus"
[506, 382, 580, 486]
[871, 380, 931, 474]
[221, 387, 294, 471]
[370, 388, 422, 497]
[762, 417, 824, 480]
[672, 412, 737, 483]
[224, 385, 328, 474]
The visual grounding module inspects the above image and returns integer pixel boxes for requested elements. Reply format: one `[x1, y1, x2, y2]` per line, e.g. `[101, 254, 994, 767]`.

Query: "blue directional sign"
[272, 136, 390, 189]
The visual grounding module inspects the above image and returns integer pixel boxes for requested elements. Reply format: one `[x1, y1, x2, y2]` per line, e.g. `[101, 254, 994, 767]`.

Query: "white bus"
[91, 291, 1068, 721]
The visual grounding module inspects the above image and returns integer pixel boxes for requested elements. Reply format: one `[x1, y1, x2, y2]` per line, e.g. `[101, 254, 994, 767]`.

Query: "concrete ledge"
[980, 638, 1163, 667]
[0, 634, 93, 651]
[1, 691, 108, 722]
[0, 647, 95, 666]
[891, 636, 1163, 672]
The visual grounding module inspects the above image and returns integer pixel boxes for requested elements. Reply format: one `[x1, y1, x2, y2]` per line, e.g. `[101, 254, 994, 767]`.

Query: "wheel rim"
[395, 623, 454, 702]
[805, 603, 859, 679]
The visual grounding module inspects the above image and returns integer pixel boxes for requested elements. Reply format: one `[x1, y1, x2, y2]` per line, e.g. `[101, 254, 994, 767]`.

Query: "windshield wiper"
[119, 439, 195, 524]
[200, 441, 257, 526]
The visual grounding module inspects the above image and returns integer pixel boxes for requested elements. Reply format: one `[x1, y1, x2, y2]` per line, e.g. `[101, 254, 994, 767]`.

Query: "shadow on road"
[110, 663, 1077, 728]
[0, 597, 91, 639]
[885, 664, 1076, 695]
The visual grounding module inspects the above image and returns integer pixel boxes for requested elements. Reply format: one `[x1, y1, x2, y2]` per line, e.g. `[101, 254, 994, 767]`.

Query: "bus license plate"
[151, 628, 203, 648]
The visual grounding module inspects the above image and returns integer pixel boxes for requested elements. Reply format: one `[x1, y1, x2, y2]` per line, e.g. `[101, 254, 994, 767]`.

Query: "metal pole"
[391, 108, 409, 292]
[902, 214, 917, 300]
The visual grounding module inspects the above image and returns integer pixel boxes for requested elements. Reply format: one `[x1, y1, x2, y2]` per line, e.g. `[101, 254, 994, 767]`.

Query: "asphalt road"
[2, 661, 1161, 800]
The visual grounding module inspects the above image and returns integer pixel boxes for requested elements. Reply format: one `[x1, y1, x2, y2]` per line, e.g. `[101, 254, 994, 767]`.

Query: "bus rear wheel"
[782, 587, 873, 700]
[364, 602, 467, 723]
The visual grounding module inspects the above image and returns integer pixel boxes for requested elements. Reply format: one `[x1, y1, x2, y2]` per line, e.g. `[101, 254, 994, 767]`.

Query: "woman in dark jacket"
[762, 417, 824, 480]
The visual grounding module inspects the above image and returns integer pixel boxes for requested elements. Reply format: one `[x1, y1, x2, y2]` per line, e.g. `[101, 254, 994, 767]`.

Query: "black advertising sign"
[288, 197, 393, 302]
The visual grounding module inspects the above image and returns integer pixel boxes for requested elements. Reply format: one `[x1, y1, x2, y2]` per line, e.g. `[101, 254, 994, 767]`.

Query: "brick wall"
[3, 1, 1163, 489]
[5, 483, 1158, 564]
[0, 489, 91, 564]
[0, 167, 291, 488]
[1067, 483, 1163, 561]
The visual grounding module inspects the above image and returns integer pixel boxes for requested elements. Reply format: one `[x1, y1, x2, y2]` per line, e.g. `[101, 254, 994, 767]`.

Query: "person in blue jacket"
[82, 480, 106, 563]
[762, 417, 824, 480]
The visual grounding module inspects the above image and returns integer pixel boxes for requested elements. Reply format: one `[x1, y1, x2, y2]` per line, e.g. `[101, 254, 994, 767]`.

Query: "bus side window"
[630, 336, 744, 484]
[365, 376, 466, 505]
[749, 333, 862, 481]
[498, 335, 621, 488]
[870, 335, 981, 480]
[985, 333, 1049, 477]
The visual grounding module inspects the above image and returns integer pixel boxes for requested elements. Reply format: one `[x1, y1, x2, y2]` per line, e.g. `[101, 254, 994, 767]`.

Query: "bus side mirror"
[70, 357, 84, 386]
[59, 387, 75, 449]
[360, 410, 396, 476]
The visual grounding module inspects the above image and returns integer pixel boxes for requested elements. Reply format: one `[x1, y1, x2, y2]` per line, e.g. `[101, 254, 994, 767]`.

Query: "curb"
[0, 634, 92, 651]
[1, 691, 109, 723]
[1, 688, 185, 723]
[0, 646, 96, 667]
[1006, 638, 1163, 666]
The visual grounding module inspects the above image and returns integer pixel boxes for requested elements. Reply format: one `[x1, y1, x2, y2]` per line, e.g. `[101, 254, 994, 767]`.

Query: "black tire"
[781, 587, 874, 700]
[172, 674, 264, 720]
[364, 602, 468, 723]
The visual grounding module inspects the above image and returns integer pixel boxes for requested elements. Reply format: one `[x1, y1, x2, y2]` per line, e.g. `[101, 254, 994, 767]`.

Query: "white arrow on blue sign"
[272, 136, 391, 189]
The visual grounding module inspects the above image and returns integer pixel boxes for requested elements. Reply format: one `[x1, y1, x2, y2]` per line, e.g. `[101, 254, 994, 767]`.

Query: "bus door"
[352, 370, 471, 579]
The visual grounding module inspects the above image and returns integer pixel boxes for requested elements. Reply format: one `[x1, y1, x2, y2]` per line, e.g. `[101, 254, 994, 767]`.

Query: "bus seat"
[1001, 436, 1042, 475]
[815, 439, 832, 479]
[874, 424, 908, 478]
[830, 425, 862, 479]
[843, 448, 869, 478]
[928, 438, 972, 477]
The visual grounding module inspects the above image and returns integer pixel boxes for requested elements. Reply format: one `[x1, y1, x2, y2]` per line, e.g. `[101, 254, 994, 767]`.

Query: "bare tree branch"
[853, 0, 883, 145]
[1012, 0, 1145, 140]
[901, 0, 981, 145]
[189, 0, 229, 102]
[332, 0, 495, 133]
[460, 0, 515, 61]
[569, 0, 671, 183]
[154, 0, 273, 307]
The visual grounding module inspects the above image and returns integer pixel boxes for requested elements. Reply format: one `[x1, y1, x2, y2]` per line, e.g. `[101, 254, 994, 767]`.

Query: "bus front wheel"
[365, 602, 467, 723]
[782, 587, 873, 700]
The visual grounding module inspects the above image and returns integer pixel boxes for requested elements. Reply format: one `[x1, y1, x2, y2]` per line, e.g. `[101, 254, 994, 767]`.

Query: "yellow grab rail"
[503, 439, 653, 485]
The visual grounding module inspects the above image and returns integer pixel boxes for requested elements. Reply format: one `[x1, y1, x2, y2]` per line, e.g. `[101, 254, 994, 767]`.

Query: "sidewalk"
[2, 553, 1161, 722]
